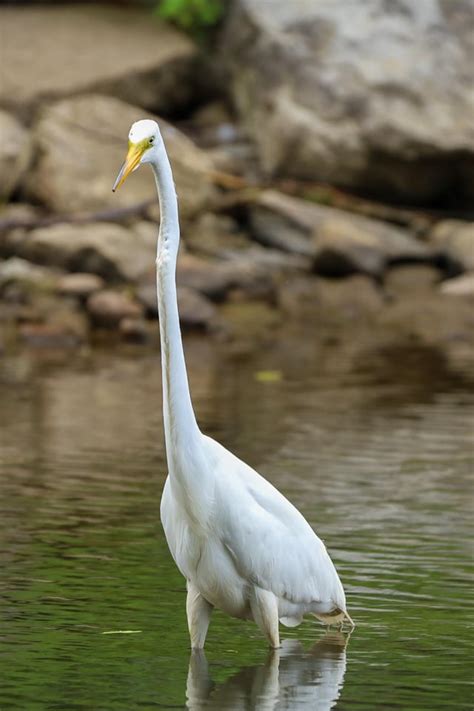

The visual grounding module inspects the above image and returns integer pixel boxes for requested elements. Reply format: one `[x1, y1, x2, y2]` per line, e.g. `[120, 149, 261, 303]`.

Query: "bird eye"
[149, 137, 154, 144]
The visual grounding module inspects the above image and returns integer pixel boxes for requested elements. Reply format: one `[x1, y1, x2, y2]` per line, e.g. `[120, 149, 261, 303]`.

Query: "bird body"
[113, 119, 353, 648]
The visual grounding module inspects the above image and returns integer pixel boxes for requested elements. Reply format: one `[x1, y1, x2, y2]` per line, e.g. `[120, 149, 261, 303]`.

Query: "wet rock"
[183, 213, 252, 258]
[0, 5, 199, 114]
[25, 94, 216, 218]
[18, 305, 88, 348]
[0, 257, 60, 293]
[384, 265, 441, 299]
[86, 290, 144, 328]
[17, 221, 156, 282]
[380, 287, 474, 345]
[279, 274, 384, 323]
[440, 273, 474, 297]
[177, 287, 217, 330]
[221, 1, 474, 203]
[57, 273, 105, 300]
[0, 202, 44, 231]
[0, 111, 32, 201]
[429, 220, 474, 272]
[249, 205, 315, 257]
[177, 254, 235, 300]
[119, 317, 150, 344]
[177, 253, 277, 302]
[312, 210, 430, 278]
[136, 282, 158, 318]
[250, 191, 430, 277]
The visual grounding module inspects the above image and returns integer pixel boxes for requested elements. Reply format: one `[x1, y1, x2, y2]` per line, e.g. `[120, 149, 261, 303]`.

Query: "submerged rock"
[221, 0, 474, 203]
[0, 111, 32, 201]
[25, 94, 216, 218]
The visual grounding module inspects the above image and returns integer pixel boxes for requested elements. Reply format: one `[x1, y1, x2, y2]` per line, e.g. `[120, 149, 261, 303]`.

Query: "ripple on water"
[0, 344, 473, 710]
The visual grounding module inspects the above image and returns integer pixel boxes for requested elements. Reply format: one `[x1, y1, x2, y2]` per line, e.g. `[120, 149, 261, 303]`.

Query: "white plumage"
[114, 119, 353, 648]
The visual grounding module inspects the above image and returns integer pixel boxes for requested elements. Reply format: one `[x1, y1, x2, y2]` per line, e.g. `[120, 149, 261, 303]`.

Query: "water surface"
[1, 332, 473, 710]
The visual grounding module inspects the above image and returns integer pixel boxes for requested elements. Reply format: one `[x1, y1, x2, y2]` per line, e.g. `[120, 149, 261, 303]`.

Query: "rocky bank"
[0, 1, 473, 360]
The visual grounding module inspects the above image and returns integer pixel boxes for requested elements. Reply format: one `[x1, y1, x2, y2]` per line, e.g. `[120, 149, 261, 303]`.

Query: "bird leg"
[186, 582, 213, 650]
[250, 586, 281, 649]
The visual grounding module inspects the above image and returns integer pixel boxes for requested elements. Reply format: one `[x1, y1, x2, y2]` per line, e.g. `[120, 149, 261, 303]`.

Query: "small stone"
[136, 282, 158, 318]
[440, 273, 474, 297]
[0, 257, 59, 292]
[17, 304, 87, 348]
[119, 317, 150, 343]
[183, 213, 252, 258]
[177, 286, 217, 329]
[87, 290, 143, 328]
[429, 220, 474, 272]
[177, 254, 233, 300]
[57, 272, 105, 300]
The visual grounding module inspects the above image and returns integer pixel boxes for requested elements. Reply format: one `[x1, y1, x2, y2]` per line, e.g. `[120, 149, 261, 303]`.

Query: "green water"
[1, 333, 473, 710]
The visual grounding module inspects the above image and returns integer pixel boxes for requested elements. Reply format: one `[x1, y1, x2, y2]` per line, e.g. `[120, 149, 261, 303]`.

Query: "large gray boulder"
[222, 0, 474, 203]
[24, 94, 215, 218]
[0, 4, 199, 114]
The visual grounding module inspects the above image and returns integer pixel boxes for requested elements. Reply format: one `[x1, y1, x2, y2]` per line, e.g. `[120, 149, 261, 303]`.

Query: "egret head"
[112, 119, 162, 192]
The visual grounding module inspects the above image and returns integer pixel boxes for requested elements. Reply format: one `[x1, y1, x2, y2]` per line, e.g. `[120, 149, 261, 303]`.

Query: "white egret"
[113, 119, 353, 649]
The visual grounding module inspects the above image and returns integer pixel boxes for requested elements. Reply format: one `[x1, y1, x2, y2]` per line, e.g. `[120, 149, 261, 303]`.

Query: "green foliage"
[156, 0, 224, 34]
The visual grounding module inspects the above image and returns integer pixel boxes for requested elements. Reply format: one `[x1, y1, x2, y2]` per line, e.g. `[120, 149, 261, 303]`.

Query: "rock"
[137, 280, 218, 328]
[57, 273, 105, 300]
[429, 220, 474, 272]
[18, 304, 88, 348]
[312, 210, 430, 278]
[249, 205, 315, 257]
[0, 257, 59, 293]
[136, 282, 158, 318]
[177, 287, 217, 329]
[0, 202, 44, 228]
[250, 191, 430, 277]
[440, 273, 474, 297]
[25, 94, 216, 218]
[183, 213, 252, 258]
[177, 253, 277, 302]
[17, 221, 156, 282]
[86, 290, 143, 328]
[0, 112, 32, 201]
[119, 317, 150, 344]
[279, 274, 384, 323]
[221, 1, 474, 204]
[177, 254, 235, 300]
[385, 265, 441, 298]
[0, 5, 200, 114]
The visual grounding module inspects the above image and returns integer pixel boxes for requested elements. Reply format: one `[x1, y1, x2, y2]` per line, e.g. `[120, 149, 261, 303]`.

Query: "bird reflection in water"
[186, 631, 349, 711]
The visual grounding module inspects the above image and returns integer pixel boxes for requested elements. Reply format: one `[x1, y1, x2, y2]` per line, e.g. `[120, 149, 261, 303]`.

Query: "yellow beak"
[112, 141, 147, 192]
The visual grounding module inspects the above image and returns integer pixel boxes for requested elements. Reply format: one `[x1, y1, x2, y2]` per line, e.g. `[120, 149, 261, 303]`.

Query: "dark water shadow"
[186, 632, 349, 710]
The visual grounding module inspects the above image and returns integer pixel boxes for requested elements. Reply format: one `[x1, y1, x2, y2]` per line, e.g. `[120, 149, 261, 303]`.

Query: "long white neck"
[151, 152, 200, 466]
